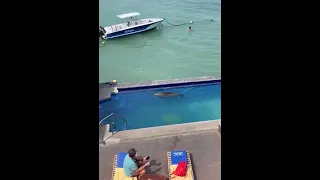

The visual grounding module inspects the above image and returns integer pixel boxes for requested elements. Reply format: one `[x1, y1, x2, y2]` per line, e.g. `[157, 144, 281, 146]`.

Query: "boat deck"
[103, 19, 160, 34]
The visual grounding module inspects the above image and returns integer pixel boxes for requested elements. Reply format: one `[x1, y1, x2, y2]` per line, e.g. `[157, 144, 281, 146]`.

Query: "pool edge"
[99, 76, 220, 102]
[118, 76, 220, 90]
[105, 119, 221, 145]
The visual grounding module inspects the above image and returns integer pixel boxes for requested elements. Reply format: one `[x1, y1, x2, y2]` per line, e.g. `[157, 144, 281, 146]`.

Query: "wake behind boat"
[99, 12, 164, 40]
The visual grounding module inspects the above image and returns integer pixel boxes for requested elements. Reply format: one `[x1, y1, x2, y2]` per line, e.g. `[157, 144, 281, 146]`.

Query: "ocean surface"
[99, 0, 221, 83]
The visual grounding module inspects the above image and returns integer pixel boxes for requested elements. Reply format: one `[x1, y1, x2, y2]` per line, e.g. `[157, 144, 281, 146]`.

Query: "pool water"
[99, 81, 220, 130]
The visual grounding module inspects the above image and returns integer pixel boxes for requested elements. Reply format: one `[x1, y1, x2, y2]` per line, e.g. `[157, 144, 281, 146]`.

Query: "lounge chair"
[112, 152, 137, 180]
[167, 150, 195, 180]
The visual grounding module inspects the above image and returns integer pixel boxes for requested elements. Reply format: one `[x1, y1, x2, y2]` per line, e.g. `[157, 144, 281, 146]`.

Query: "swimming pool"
[99, 80, 220, 130]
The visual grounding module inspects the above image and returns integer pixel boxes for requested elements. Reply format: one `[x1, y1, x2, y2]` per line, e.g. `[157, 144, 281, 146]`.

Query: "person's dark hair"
[189, 27, 191, 29]
[128, 148, 137, 157]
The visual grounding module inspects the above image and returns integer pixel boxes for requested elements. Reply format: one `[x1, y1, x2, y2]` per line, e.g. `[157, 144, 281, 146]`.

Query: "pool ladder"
[99, 106, 128, 144]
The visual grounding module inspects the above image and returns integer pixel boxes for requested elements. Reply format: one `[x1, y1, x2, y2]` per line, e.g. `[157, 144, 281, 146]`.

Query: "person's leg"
[135, 156, 146, 179]
[138, 169, 146, 179]
[132, 165, 146, 179]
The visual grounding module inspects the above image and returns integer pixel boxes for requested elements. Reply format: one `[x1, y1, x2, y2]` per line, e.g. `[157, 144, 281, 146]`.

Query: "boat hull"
[104, 20, 163, 39]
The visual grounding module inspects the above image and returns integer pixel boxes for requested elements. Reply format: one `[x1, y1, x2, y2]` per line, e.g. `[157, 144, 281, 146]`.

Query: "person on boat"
[123, 148, 150, 179]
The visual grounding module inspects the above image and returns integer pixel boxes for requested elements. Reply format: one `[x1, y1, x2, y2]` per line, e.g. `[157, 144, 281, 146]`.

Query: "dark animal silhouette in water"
[152, 92, 184, 98]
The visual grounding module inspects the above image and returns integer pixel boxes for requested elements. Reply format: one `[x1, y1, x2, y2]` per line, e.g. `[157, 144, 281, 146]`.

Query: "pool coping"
[99, 76, 220, 102]
[104, 119, 221, 145]
[117, 76, 221, 91]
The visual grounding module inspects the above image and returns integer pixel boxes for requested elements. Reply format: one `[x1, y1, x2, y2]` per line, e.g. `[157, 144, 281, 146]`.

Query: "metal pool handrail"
[99, 106, 111, 114]
[99, 112, 128, 145]
[99, 113, 128, 129]
[99, 113, 114, 125]
[112, 113, 128, 130]
[99, 106, 128, 131]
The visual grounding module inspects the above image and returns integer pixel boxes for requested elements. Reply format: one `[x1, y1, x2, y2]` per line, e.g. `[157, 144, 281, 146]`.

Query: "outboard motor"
[99, 26, 106, 38]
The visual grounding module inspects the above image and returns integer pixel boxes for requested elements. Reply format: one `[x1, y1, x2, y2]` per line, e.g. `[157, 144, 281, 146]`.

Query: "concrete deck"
[99, 82, 118, 101]
[104, 120, 220, 144]
[99, 130, 221, 180]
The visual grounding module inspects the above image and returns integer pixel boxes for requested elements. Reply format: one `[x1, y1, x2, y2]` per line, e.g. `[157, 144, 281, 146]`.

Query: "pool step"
[99, 124, 113, 144]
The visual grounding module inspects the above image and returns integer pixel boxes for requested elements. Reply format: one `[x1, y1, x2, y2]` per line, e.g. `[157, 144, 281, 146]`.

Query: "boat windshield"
[125, 16, 139, 27]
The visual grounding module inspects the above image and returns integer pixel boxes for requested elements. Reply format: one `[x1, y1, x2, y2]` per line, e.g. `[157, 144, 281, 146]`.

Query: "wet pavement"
[99, 130, 221, 180]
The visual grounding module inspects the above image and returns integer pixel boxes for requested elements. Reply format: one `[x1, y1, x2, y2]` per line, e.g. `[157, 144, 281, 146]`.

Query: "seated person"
[123, 148, 150, 179]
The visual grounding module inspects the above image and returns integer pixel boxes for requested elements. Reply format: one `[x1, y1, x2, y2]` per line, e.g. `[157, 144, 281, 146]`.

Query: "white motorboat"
[99, 12, 164, 40]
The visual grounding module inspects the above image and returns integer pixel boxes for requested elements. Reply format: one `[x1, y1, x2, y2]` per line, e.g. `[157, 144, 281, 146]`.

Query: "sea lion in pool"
[152, 92, 183, 98]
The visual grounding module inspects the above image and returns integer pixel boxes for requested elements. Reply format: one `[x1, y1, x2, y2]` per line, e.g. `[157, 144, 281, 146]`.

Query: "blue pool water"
[99, 81, 220, 130]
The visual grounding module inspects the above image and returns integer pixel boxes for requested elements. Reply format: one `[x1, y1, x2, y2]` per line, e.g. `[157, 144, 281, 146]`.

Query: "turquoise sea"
[99, 0, 221, 83]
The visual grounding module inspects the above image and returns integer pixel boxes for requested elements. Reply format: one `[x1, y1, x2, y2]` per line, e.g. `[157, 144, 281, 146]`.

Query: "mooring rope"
[164, 18, 215, 26]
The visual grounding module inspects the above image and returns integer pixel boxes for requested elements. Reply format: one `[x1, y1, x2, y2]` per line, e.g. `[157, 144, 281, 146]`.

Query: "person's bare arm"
[130, 165, 146, 177]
